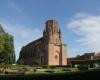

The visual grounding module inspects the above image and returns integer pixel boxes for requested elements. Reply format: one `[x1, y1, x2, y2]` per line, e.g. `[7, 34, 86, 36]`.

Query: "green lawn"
[0, 64, 99, 75]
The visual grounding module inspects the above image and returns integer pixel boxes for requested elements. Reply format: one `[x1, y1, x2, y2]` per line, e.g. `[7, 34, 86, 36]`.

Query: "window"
[55, 55, 58, 59]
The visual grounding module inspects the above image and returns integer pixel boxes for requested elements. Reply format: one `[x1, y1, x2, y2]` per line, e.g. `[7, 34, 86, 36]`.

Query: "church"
[18, 20, 67, 65]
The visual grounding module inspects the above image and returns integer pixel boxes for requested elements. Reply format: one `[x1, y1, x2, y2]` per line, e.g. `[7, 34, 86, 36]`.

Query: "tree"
[0, 24, 15, 64]
[0, 24, 5, 34]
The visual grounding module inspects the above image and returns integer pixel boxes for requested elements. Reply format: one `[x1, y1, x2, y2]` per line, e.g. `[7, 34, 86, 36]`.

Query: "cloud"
[67, 13, 100, 51]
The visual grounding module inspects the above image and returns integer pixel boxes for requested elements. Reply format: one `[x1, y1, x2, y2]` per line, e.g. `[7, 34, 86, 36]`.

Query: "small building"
[74, 52, 95, 60]
[93, 52, 100, 60]
[67, 52, 95, 65]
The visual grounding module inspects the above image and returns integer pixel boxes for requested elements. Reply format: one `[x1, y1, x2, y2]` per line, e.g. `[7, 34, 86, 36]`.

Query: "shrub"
[78, 65, 88, 70]
[4, 71, 8, 74]
[22, 67, 28, 71]
[45, 70, 54, 73]
[42, 65, 47, 68]
[42, 65, 50, 69]
[56, 65, 71, 67]
[34, 69, 37, 72]
[50, 66, 56, 69]
[62, 69, 71, 71]
[90, 64, 94, 68]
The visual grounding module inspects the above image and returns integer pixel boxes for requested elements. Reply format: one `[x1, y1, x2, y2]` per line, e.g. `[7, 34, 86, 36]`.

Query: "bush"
[45, 70, 54, 73]
[78, 65, 88, 70]
[4, 71, 8, 74]
[42, 65, 53, 69]
[50, 66, 56, 69]
[22, 67, 28, 71]
[62, 69, 71, 71]
[42, 65, 71, 69]
[34, 69, 37, 72]
[42, 65, 49, 68]
[56, 65, 71, 68]
[90, 64, 94, 68]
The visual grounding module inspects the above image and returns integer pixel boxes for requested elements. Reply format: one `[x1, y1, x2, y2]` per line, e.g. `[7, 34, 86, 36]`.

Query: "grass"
[0, 69, 100, 80]
[0, 64, 100, 80]
[0, 64, 99, 75]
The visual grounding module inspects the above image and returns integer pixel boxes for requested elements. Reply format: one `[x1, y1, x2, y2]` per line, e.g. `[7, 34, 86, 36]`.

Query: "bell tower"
[43, 20, 66, 65]
[44, 20, 61, 44]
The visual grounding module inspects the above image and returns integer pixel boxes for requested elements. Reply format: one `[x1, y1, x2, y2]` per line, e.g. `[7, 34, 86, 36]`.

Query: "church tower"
[44, 20, 61, 44]
[44, 20, 67, 65]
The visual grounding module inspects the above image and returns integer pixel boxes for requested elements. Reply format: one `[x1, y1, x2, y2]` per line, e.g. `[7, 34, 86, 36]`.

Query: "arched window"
[55, 55, 58, 59]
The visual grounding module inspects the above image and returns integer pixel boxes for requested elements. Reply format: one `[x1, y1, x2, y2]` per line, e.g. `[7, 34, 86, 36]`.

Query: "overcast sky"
[0, 0, 100, 60]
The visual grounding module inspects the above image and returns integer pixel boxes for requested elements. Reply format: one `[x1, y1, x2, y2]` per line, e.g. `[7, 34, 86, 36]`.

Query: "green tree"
[0, 24, 15, 64]
[0, 24, 5, 34]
